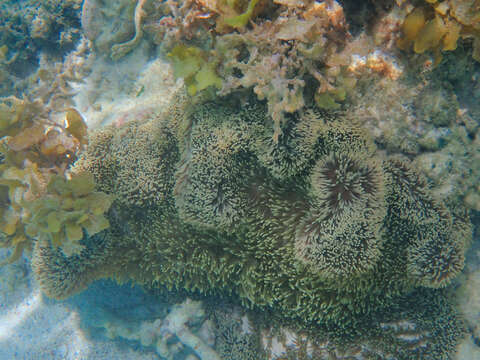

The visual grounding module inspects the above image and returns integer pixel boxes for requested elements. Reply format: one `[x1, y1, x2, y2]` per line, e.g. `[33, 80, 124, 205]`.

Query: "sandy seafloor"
[0, 51, 204, 360]
[0, 40, 480, 360]
[0, 258, 159, 360]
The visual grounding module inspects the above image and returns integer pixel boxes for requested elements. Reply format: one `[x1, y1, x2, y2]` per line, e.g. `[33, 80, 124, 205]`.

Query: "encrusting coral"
[29, 91, 472, 358]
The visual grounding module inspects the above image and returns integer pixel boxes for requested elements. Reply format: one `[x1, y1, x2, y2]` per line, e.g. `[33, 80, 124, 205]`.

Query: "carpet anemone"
[293, 150, 386, 278]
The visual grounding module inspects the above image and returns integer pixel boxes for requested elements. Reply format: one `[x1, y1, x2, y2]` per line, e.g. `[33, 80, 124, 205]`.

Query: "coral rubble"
[97, 296, 221, 360]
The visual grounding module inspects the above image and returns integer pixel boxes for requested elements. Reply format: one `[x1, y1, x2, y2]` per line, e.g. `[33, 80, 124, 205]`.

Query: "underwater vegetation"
[0, 96, 111, 264]
[26, 90, 471, 358]
[0, 0, 479, 359]
[82, 0, 405, 140]
[79, 0, 480, 213]
[397, 0, 480, 63]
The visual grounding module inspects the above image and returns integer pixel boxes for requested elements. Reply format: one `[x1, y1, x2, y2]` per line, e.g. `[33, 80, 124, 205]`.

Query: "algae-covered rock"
[415, 86, 459, 127]
[0, 0, 82, 96]
[81, 0, 136, 56]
